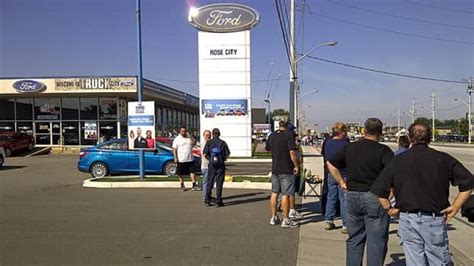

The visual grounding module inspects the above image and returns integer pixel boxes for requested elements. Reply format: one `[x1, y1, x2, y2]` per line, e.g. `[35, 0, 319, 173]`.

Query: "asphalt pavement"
[0, 155, 294, 266]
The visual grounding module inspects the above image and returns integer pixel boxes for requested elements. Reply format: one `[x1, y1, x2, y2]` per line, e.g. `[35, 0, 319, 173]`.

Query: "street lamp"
[290, 41, 337, 134]
[298, 89, 319, 100]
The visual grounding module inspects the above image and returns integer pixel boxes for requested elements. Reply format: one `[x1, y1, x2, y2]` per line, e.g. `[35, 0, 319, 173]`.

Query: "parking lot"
[0, 155, 290, 265]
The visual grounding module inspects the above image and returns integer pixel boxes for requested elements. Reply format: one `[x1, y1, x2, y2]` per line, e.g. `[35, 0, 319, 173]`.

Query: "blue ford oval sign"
[188, 3, 260, 33]
[12, 80, 46, 93]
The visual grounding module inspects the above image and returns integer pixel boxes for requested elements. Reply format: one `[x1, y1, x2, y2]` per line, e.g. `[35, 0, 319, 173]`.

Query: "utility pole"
[468, 78, 473, 144]
[289, 0, 297, 130]
[410, 98, 416, 124]
[431, 91, 436, 142]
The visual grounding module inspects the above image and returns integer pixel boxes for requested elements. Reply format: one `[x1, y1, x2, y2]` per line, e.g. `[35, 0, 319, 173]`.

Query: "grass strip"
[93, 175, 270, 183]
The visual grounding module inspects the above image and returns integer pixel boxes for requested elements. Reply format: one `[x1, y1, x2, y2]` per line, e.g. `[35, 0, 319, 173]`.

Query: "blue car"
[77, 138, 201, 178]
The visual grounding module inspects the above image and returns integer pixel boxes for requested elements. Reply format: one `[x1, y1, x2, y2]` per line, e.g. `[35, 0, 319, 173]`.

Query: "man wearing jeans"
[266, 120, 300, 228]
[327, 118, 394, 266]
[371, 123, 473, 265]
[323, 122, 349, 234]
[200, 130, 211, 202]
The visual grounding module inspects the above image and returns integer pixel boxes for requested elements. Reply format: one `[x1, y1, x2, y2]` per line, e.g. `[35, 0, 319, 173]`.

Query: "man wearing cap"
[371, 123, 473, 265]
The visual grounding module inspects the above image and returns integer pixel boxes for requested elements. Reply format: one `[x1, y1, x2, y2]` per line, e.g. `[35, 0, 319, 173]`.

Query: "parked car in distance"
[0, 146, 5, 168]
[78, 138, 201, 178]
[226, 109, 235, 116]
[216, 109, 226, 116]
[0, 132, 35, 157]
[234, 109, 246, 116]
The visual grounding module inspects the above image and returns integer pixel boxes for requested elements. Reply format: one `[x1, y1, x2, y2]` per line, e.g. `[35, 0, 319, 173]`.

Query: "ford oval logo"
[188, 3, 260, 33]
[12, 80, 46, 93]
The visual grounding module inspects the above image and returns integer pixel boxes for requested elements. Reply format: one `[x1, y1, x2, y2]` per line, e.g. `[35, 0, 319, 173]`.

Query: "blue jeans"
[399, 213, 452, 266]
[345, 191, 389, 266]
[325, 173, 346, 227]
[201, 168, 209, 201]
[206, 165, 225, 204]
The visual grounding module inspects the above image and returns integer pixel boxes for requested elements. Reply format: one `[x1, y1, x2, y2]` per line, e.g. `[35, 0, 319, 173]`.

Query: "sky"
[1, 0, 473, 131]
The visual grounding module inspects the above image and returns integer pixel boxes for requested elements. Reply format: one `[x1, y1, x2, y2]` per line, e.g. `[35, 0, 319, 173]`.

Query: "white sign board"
[128, 101, 155, 150]
[198, 31, 252, 157]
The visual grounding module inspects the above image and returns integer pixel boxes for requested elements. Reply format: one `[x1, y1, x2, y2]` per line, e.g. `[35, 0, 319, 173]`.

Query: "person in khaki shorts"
[266, 120, 300, 228]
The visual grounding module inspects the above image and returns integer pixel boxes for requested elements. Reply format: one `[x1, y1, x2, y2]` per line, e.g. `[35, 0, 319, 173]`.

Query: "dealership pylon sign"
[189, 3, 259, 157]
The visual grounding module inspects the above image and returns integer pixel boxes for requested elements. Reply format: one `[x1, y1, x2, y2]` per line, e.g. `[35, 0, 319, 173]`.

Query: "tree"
[271, 108, 289, 117]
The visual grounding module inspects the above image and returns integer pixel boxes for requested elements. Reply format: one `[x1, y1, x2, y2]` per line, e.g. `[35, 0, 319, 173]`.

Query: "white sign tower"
[189, 4, 260, 157]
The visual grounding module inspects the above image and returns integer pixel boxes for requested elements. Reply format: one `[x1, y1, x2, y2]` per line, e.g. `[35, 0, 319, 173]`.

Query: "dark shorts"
[176, 161, 196, 175]
[271, 174, 295, 196]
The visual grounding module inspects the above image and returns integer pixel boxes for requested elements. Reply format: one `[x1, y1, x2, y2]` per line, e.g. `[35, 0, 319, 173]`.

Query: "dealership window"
[34, 98, 60, 120]
[62, 121, 79, 145]
[80, 98, 98, 120]
[80, 121, 98, 146]
[0, 122, 15, 132]
[99, 97, 117, 120]
[0, 99, 15, 120]
[162, 107, 167, 125]
[62, 98, 79, 120]
[16, 98, 33, 120]
[120, 123, 128, 139]
[156, 106, 162, 125]
[99, 121, 117, 142]
[17, 122, 33, 134]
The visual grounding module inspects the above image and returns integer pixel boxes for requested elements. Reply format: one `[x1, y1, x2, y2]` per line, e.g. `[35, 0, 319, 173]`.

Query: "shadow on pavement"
[223, 192, 265, 200]
[0, 165, 27, 171]
[225, 195, 270, 206]
[387, 253, 406, 265]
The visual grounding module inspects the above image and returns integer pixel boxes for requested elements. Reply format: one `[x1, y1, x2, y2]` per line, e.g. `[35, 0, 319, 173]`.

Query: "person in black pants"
[203, 128, 231, 207]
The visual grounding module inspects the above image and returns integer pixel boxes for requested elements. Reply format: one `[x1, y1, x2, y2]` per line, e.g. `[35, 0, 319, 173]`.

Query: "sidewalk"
[296, 145, 473, 266]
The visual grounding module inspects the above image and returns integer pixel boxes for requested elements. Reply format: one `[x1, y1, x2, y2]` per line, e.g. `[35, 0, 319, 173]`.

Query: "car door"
[144, 149, 162, 173]
[97, 140, 131, 173]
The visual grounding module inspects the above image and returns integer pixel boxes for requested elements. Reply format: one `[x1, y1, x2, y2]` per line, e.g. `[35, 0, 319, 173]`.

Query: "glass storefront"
[0, 97, 199, 146]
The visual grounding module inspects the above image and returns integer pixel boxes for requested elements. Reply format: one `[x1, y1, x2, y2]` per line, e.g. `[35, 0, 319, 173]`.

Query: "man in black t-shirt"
[266, 120, 300, 228]
[371, 123, 473, 265]
[327, 118, 394, 266]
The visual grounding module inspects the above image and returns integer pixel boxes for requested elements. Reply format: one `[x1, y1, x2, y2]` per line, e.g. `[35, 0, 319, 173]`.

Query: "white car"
[0, 146, 5, 168]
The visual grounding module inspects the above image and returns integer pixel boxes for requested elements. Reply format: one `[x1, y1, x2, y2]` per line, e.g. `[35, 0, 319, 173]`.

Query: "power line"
[329, 0, 474, 30]
[403, 0, 474, 15]
[146, 76, 289, 84]
[304, 55, 468, 84]
[305, 11, 474, 45]
[275, 0, 294, 74]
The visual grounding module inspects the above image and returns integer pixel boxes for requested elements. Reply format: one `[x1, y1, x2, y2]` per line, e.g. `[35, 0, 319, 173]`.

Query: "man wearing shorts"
[172, 126, 200, 192]
[266, 120, 300, 228]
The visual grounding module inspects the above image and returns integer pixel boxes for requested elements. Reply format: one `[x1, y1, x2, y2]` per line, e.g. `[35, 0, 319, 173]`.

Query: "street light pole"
[468, 78, 473, 144]
[289, 0, 297, 130]
[136, 0, 145, 179]
[431, 91, 436, 142]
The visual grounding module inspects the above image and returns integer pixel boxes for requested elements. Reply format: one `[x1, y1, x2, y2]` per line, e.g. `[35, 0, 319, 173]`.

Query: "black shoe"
[215, 202, 224, 208]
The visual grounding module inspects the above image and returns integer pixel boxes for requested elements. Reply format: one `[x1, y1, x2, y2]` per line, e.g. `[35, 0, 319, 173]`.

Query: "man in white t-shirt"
[172, 126, 200, 192]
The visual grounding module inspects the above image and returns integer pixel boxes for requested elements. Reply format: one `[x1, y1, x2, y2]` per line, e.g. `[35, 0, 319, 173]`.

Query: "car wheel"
[4, 148, 12, 157]
[27, 142, 34, 151]
[90, 162, 109, 178]
[163, 161, 176, 176]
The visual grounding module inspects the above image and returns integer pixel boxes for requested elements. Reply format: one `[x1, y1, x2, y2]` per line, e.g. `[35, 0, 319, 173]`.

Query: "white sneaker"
[281, 218, 299, 228]
[270, 215, 281, 225]
[289, 209, 303, 220]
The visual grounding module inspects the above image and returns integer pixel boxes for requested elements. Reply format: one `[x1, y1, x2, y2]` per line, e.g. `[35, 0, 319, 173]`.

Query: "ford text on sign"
[188, 4, 259, 33]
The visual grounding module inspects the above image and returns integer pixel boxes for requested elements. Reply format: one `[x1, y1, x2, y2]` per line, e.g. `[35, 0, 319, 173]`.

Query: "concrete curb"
[227, 158, 272, 163]
[82, 179, 271, 190]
